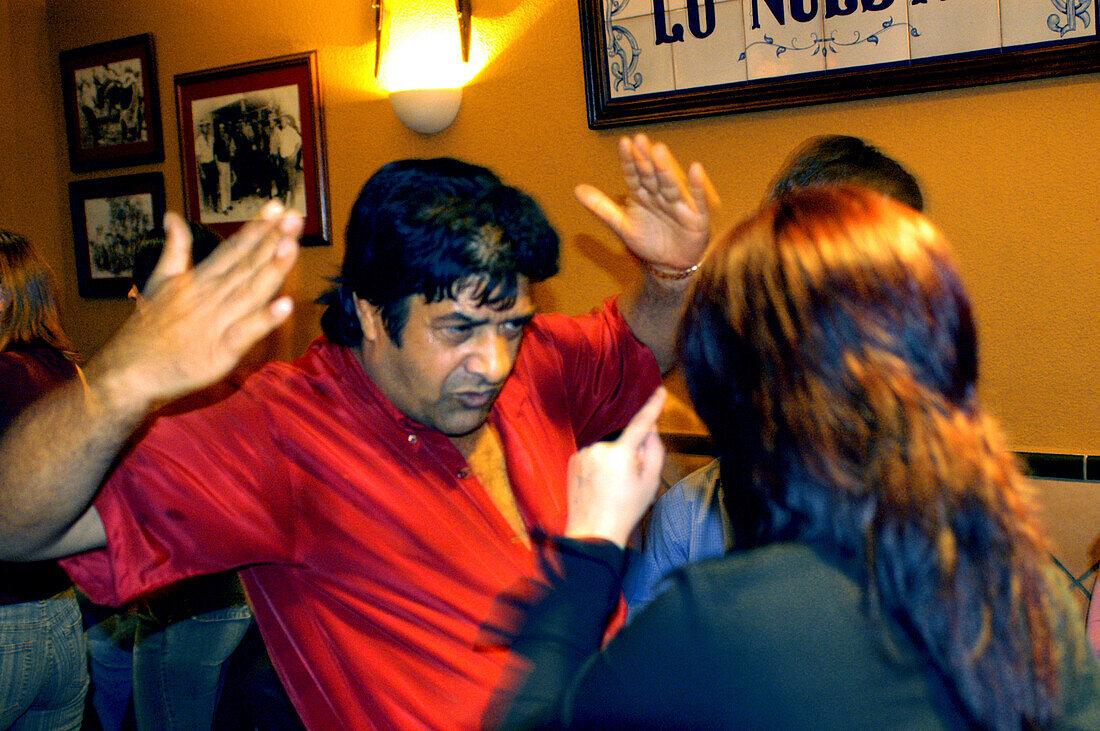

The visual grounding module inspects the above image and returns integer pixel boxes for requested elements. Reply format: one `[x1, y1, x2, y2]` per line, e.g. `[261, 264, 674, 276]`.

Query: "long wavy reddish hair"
[682, 186, 1061, 728]
[0, 229, 77, 359]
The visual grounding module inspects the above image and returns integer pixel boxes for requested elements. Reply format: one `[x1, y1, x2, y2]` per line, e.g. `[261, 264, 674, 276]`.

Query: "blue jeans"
[85, 612, 136, 730]
[0, 588, 88, 730]
[132, 604, 252, 731]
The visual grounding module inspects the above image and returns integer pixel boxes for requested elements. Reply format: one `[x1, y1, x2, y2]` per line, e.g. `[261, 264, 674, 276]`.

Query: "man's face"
[357, 279, 534, 437]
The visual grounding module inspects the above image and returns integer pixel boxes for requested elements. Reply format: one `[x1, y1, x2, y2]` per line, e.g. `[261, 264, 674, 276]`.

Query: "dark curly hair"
[319, 158, 559, 346]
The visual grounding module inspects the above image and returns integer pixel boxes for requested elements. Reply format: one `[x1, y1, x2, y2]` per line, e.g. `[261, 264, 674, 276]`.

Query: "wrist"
[643, 260, 701, 281]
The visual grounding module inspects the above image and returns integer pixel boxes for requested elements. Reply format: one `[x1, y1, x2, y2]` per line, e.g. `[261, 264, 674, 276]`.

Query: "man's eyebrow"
[431, 310, 536, 327]
[509, 312, 536, 326]
[432, 312, 485, 327]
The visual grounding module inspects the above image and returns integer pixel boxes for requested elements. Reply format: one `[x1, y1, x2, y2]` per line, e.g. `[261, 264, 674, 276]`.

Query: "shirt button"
[457, 468, 469, 479]
[407, 434, 418, 444]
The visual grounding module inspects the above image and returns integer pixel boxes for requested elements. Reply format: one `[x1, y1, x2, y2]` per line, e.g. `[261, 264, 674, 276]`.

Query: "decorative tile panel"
[584, 0, 1100, 127]
[909, 0, 1002, 59]
[741, 0, 826, 81]
[823, 4, 913, 71]
[1001, 0, 1097, 48]
[671, 1, 748, 89]
[604, 8, 677, 97]
[606, 0, 656, 21]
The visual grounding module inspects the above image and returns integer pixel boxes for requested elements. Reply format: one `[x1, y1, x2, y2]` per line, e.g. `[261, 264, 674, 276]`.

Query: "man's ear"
[354, 296, 381, 343]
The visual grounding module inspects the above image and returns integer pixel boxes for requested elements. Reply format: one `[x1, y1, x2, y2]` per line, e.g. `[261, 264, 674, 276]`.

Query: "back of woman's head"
[0, 229, 76, 358]
[682, 186, 1061, 728]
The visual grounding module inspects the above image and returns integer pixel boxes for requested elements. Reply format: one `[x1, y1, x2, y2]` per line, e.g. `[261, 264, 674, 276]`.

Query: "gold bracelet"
[644, 260, 702, 281]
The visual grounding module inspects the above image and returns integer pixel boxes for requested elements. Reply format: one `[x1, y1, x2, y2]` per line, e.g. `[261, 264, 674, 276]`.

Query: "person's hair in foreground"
[681, 186, 1060, 728]
[769, 134, 924, 212]
[0, 229, 76, 359]
[319, 158, 560, 346]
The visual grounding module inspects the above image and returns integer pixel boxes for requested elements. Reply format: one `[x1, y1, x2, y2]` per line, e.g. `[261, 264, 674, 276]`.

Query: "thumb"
[575, 183, 627, 239]
[149, 213, 193, 286]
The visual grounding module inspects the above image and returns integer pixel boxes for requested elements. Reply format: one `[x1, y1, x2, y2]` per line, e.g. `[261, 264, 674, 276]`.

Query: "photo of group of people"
[82, 192, 155, 279]
[190, 85, 305, 224]
[74, 59, 147, 150]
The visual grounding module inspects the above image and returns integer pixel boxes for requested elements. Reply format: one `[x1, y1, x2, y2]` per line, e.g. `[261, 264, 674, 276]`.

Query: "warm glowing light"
[381, 0, 485, 91]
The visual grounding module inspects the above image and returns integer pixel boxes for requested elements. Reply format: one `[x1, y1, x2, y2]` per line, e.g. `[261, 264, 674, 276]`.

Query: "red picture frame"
[174, 51, 331, 245]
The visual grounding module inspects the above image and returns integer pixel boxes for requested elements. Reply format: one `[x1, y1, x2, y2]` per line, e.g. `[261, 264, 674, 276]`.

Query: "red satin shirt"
[63, 298, 660, 729]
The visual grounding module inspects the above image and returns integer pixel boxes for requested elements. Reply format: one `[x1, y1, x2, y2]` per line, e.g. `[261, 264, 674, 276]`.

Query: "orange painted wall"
[4, 0, 1099, 454]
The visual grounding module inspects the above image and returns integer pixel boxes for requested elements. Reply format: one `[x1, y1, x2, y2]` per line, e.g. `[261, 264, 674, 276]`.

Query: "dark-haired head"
[320, 158, 559, 346]
[131, 221, 223, 294]
[681, 187, 1059, 727]
[0, 229, 76, 359]
[769, 135, 924, 211]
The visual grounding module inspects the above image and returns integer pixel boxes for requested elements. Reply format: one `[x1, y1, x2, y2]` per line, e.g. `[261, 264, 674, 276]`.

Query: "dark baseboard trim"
[660, 433, 1100, 483]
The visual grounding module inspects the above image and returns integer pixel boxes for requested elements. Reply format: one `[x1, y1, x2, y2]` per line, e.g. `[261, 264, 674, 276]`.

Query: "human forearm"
[500, 537, 626, 730]
[0, 363, 147, 557]
[576, 136, 714, 372]
[0, 205, 300, 558]
[619, 271, 695, 373]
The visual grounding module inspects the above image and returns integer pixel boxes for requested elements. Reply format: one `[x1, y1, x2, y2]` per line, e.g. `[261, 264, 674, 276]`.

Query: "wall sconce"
[374, 0, 473, 134]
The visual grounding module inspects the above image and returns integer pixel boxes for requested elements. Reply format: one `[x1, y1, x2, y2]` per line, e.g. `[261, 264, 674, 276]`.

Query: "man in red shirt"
[0, 136, 714, 728]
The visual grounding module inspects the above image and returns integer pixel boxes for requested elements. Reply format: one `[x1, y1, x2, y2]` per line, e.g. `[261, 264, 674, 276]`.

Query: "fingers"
[651, 143, 690, 204]
[575, 184, 627, 238]
[200, 201, 290, 281]
[688, 161, 721, 216]
[212, 210, 301, 326]
[147, 213, 194, 291]
[223, 294, 296, 355]
[636, 430, 666, 488]
[617, 386, 667, 449]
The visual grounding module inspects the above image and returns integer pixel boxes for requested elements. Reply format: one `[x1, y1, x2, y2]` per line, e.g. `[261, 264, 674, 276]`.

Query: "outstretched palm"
[576, 134, 718, 271]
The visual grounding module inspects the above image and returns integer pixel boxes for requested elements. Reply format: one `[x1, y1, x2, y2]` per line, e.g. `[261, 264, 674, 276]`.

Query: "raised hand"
[564, 387, 667, 547]
[89, 203, 301, 410]
[575, 134, 718, 272]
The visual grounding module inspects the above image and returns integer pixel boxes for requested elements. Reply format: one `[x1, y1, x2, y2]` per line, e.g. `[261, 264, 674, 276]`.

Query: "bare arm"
[577, 135, 718, 372]
[0, 204, 301, 560]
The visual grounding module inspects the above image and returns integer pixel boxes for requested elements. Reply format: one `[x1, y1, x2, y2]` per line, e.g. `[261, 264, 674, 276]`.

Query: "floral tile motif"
[605, 11, 677, 98]
[604, 0, 658, 21]
[1001, 0, 1096, 48]
[909, 0, 1002, 59]
[741, 0, 826, 80]
[823, 5, 913, 71]
[671, 1, 748, 89]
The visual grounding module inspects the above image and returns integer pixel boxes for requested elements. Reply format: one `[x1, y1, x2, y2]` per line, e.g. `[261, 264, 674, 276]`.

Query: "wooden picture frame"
[60, 33, 164, 172]
[69, 172, 166, 298]
[578, 0, 1100, 128]
[174, 51, 331, 246]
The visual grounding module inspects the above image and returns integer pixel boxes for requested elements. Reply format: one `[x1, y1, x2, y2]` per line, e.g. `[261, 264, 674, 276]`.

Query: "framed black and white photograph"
[175, 51, 331, 246]
[60, 33, 164, 172]
[69, 172, 166, 298]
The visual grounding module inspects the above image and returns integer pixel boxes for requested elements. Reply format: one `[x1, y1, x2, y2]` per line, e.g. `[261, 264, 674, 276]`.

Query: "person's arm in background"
[577, 135, 718, 372]
[621, 477, 692, 615]
[0, 205, 301, 561]
[623, 459, 726, 616]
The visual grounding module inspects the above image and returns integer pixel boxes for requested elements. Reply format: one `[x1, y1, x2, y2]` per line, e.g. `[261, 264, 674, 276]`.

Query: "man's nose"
[467, 331, 513, 384]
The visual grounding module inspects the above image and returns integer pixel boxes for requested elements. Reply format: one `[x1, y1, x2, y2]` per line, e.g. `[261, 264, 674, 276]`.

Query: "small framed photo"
[69, 172, 166, 298]
[59, 34, 164, 172]
[174, 51, 331, 246]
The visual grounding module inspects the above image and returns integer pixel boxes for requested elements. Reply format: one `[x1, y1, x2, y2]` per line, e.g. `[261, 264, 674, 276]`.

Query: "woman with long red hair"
[499, 187, 1100, 729]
